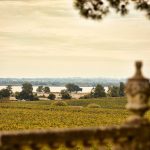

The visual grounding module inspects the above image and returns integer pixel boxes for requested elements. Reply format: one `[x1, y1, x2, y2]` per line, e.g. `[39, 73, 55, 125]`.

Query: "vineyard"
[0, 98, 149, 131]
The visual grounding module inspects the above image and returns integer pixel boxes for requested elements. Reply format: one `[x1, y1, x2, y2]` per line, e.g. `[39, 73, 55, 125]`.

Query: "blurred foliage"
[74, 0, 150, 20]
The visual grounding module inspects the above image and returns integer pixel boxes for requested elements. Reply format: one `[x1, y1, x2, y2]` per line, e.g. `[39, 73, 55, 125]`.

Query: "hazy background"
[0, 0, 150, 78]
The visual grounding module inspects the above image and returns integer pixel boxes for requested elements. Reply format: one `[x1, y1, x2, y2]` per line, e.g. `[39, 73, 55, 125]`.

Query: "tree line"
[80, 82, 125, 99]
[0, 82, 125, 101]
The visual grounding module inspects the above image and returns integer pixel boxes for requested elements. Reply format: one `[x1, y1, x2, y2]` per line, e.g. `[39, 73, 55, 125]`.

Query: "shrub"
[87, 103, 101, 108]
[48, 93, 56, 100]
[52, 101, 68, 106]
[60, 90, 71, 100]
[32, 95, 39, 101]
[79, 94, 91, 99]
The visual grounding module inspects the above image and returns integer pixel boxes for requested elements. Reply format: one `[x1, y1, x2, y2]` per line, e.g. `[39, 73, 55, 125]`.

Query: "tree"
[48, 93, 56, 100]
[107, 86, 119, 97]
[36, 86, 43, 93]
[15, 82, 36, 101]
[119, 82, 125, 97]
[60, 90, 72, 99]
[16, 91, 34, 100]
[43, 87, 50, 94]
[6, 85, 13, 95]
[22, 82, 33, 93]
[74, 0, 150, 20]
[0, 88, 11, 99]
[91, 84, 106, 98]
[65, 83, 82, 93]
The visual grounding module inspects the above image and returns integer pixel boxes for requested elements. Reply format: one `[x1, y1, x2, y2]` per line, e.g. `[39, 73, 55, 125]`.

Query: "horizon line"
[0, 77, 126, 79]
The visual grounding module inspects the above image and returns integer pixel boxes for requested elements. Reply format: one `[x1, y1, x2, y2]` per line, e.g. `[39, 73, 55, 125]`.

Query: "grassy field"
[0, 98, 149, 131]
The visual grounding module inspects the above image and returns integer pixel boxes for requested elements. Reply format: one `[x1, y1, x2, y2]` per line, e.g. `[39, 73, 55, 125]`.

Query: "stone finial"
[125, 61, 150, 124]
[134, 61, 143, 78]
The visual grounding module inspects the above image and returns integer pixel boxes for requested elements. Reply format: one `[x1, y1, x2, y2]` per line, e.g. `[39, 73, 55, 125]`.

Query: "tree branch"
[74, 0, 150, 20]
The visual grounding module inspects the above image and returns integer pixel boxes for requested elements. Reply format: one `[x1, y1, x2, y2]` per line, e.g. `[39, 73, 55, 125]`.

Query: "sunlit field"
[0, 98, 150, 131]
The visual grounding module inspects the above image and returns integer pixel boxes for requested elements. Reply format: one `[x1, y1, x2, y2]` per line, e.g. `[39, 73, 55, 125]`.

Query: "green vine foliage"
[74, 0, 150, 20]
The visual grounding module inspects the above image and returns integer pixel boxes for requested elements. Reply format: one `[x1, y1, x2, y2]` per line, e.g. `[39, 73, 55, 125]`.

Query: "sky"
[0, 0, 150, 78]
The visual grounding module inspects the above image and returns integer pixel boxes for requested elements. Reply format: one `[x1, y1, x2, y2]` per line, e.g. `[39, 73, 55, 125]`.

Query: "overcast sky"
[0, 0, 150, 78]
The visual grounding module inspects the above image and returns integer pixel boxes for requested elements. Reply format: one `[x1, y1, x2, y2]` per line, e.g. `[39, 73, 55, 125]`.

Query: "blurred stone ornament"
[125, 61, 150, 124]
